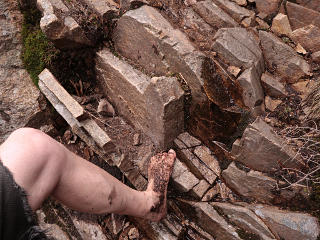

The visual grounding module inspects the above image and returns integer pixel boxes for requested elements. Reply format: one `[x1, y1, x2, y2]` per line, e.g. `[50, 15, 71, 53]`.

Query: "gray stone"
[190, 180, 210, 199]
[37, 211, 69, 240]
[212, 0, 255, 22]
[259, 31, 311, 83]
[0, 0, 43, 143]
[177, 132, 202, 148]
[178, 148, 217, 184]
[112, 5, 207, 103]
[194, 146, 221, 176]
[271, 13, 292, 36]
[192, 0, 239, 28]
[37, 0, 93, 49]
[211, 202, 276, 240]
[291, 25, 320, 53]
[312, 51, 320, 63]
[261, 72, 287, 98]
[79, 0, 118, 20]
[96, 48, 184, 148]
[222, 162, 307, 204]
[255, 0, 281, 17]
[172, 158, 199, 192]
[250, 205, 320, 240]
[286, 2, 320, 30]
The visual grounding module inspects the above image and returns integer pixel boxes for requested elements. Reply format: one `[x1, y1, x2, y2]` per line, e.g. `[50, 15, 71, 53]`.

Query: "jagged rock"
[37, 211, 69, 240]
[162, 213, 184, 237]
[233, 117, 304, 172]
[255, 0, 281, 18]
[211, 202, 276, 240]
[192, 0, 239, 29]
[172, 158, 200, 192]
[202, 184, 219, 201]
[120, 0, 147, 11]
[177, 132, 202, 149]
[96, 48, 184, 148]
[37, 0, 93, 49]
[291, 25, 320, 53]
[241, 16, 255, 27]
[265, 96, 282, 111]
[296, 43, 307, 55]
[250, 205, 320, 240]
[259, 31, 311, 83]
[212, 0, 255, 22]
[113, 5, 207, 103]
[296, 0, 320, 12]
[227, 66, 241, 77]
[271, 13, 292, 36]
[0, 0, 44, 143]
[97, 98, 115, 117]
[190, 180, 210, 199]
[261, 72, 287, 98]
[256, 17, 270, 30]
[312, 51, 320, 63]
[231, 0, 247, 6]
[222, 162, 307, 204]
[79, 0, 118, 20]
[286, 2, 320, 30]
[194, 146, 221, 176]
[178, 201, 241, 240]
[291, 80, 310, 99]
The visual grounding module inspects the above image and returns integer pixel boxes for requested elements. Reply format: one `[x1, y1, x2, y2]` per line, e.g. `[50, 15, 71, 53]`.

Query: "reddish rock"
[271, 13, 292, 36]
[261, 72, 287, 98]
[291, 24, 320, 53]
[255, 0, 281, 17]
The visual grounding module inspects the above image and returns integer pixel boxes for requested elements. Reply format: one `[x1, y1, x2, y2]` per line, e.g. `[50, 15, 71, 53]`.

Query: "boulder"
[0, 0, 44, 143]
[286, 2, 320, 30]
[261, 72, 287, 98]
[96, 48, 184, 148]
[192, 0, 239, 29]
[211, 202, 276, 240]
[37, 0, 93, 49]
[291, 25, 320, 53]
[233, 117, 304, 172]
[259, 31, 311, 83]
[255, 0, 281, 18]
[250, 205, 320, 240]
[271, 13, 292, 36]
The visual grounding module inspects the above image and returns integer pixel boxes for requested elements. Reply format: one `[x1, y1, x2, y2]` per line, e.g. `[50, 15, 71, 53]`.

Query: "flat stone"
[286, 2, 320, 31]
[71, 216, 109, 240]
[162, 213, 184, 237]
[79, 0, 118, 20]
[96, 49, 184, 148]
[265, 96, 282, 111]
[261, 72, 287, 98]
[172, 158, 199, 192]
[192, 0, 239, 28]
[250, 205, 320, 240]
[271, 13, 292, 36]
[291, 24, 320, 53]
[312, 51, 320, 63]
[227, 66, 241, 77]
[177, 132, 202, 148]
[234, 117, 304, 172]
[211, 202, 276, 240]
[113, 5, 207, 103]
[241, 16, 255, 27]
[179, 201, 241, 240]
[296, 0, 320, 12]
[212, 0, 255, 22]
[190, 180, 210, 199]
[259, 31, 311, 83]
[222, 162, 307, 204]
[39, 69, 86, 120]
[256, 17, 270, 30]
[80, 119, 114, 152]
[194, 146, 221, 176]
[255, 0, 281, 17]
[178, 148, 217, 184]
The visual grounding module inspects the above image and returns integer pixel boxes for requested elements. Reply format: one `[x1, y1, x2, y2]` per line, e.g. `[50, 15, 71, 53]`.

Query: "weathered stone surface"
[255, 0, 281, 17]
[291, 25, 320, 53]
[211, 202, 276, 240]
[256, 17, 270, 30]
[79, 0, 118, 19]
[271, 13, 292, 36]
[113, 5, 207, 103]
[286, 2, 320, 30]
[71, 216, 109, 240]
[312, 51, 320, 63]
[37, 211, 69, 240]
[37, 0, 93, 49]
[97, 98, 115, 117]
[192, 0, 239, 29]
[227, 65, 241, 77]
[296, 43, 307, 55]
[172, 158, 199, 192]
[259, 31, 311, 83]
[231, 0, 247, 6]
[212, 0, 255, 22]
[250, 205, 320, 240]
[96, 48, 184, 148]
[162, 213, 184, 237]
[120, 0, 147, 11]
[190, 180, 210, 199]
[177, 132, 202, 148]
[296, 0, 320, 12]
[222, 162, 306, 204]
[0, 0, 43, 143]
[194, 146, 221, 176]
[265, 96, 282, 112]
[179, 201, 241, 240]
[234, 117, 304, 172]
[202, 184, 220, 201]
[39, 69, 86, 120]
[261, 72, 287, 98]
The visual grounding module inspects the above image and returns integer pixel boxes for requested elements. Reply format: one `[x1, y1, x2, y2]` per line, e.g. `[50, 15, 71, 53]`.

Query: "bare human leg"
[0, 128, 176, 221]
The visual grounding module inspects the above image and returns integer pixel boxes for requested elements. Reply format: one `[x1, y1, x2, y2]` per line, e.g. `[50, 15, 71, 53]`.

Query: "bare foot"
[144, 149, 176, 221]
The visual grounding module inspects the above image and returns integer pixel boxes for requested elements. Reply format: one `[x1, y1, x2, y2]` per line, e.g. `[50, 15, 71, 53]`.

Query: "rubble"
[291, 24, 320, 53]
[79, 0, 119, 20]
